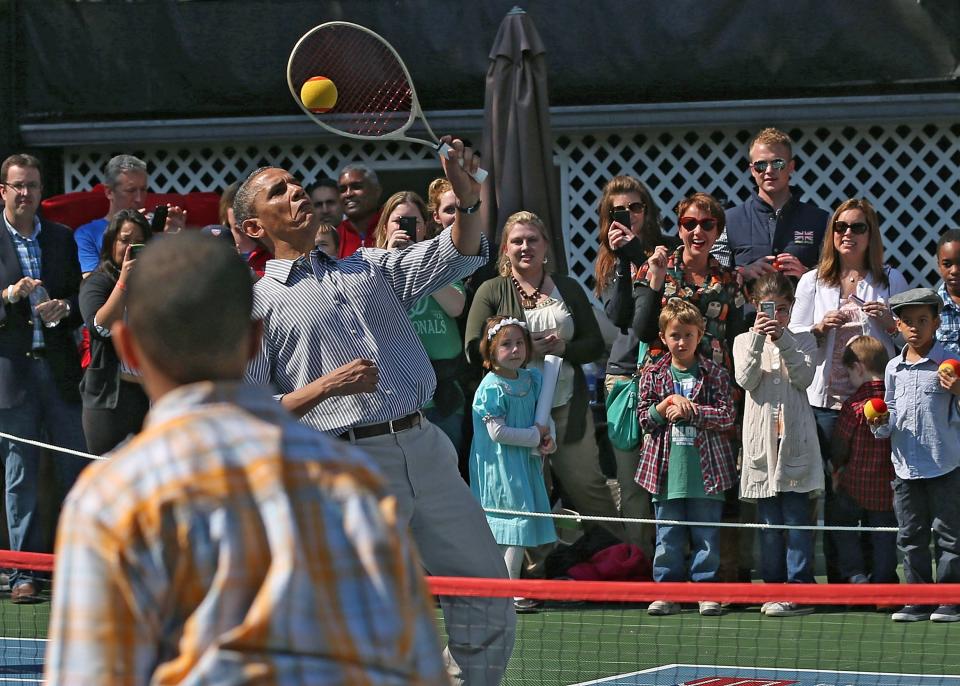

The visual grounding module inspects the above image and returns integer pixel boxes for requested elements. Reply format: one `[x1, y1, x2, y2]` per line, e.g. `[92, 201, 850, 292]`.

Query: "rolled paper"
[531, 354, 563, 455]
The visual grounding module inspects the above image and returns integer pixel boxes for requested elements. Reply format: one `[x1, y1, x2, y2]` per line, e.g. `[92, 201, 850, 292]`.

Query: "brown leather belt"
[339, 412, 422, 441]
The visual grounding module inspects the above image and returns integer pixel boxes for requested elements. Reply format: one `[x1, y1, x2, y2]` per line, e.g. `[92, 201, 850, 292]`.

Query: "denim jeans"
[892, 467, 960, 585]
[756, 492, 815, 583]
[0, 358, 85, 584]
[424, 407, 464, 458]
[813, 406, 843, 582]
[652, 498, 723, 582]
[831, 488, 899, 583]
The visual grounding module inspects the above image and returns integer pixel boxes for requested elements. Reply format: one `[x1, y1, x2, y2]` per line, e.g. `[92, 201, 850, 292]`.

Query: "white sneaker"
[647, 600, 680, 616]
[764, 601, 814, 617]
[698, 600, 722, 616]
[760, 601, 775, 615]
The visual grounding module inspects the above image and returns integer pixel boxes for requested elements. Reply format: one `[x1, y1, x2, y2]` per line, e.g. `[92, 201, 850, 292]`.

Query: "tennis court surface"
[1, 553, 957, 684]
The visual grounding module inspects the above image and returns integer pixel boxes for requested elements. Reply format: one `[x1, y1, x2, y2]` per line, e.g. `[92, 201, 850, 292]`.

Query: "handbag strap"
[634, 340, 649, 377]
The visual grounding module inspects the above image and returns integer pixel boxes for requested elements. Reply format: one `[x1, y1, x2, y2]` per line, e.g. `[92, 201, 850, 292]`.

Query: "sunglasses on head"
[834, 221, 869, 235]
[750, 158, 788, 173]
[678, 216, 718, 232]
[612, 201, 646, 214]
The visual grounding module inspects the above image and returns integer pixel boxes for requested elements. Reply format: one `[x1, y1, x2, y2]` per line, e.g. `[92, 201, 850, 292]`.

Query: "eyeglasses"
[2, 181, 41, 194]
[834, 221, 869, 235]
[749, 158, 788, 173]
[612, 202, 646, 214]
[678, 216, 718, 232]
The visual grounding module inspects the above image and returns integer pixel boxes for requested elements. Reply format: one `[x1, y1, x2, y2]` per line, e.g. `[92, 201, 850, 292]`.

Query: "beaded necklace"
[511, 272, 546, 309]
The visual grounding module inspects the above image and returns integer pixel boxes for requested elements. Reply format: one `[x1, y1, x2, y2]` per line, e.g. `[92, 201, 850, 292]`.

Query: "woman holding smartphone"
[789, 198, 907, 581]
[78, 209, 153, 455]
[374, 191, 469, 454]
[595, 175, 678, 556]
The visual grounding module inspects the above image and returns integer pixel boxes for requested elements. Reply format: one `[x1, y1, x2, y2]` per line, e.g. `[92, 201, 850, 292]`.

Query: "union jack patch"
[794, 230, 815, 245]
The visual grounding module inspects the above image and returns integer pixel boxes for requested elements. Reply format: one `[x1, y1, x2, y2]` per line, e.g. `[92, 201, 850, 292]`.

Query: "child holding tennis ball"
[830, 335, 897, 587]
[733, 272, 822, 617]
[869, 287, 960, 623]
[469, 316, 557, 612]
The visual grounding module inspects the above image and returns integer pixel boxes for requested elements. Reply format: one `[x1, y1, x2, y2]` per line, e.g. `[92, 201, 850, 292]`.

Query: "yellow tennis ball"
[300, 76, 338, 113]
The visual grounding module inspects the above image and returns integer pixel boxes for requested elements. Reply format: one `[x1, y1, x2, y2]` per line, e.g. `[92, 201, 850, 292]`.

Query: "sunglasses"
[612, 202, 646, 214]
[834, 221, 869, 235]
[678, 216, 718, 232]
[749, 158, 788, 173]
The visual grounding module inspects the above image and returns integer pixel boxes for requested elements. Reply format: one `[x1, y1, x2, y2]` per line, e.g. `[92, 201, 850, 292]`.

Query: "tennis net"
[2, 550, 958, 685]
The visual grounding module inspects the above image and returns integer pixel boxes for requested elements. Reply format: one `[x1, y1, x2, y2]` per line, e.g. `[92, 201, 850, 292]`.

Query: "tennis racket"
[287, 21, 487, 183]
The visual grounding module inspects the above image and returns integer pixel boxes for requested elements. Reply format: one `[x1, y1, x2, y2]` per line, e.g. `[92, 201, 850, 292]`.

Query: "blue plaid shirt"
[936, 282, 960, 357]
[3, 216, 44, 349]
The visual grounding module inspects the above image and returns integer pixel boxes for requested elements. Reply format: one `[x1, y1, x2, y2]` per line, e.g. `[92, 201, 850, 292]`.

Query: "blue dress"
[469, 368, 557, 547]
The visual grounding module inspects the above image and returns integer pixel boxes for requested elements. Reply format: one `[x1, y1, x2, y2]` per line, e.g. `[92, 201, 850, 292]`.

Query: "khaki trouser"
[604, 374, 654, 558]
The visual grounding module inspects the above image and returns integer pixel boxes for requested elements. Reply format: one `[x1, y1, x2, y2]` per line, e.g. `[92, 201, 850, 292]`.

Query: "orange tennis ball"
[939, 359, 960, 376]
[300, 76, 338, 113]
[863, 398, 888, 420]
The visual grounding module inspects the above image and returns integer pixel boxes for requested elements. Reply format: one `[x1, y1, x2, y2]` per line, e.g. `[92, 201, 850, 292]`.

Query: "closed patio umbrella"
[479, 6, 566, 273]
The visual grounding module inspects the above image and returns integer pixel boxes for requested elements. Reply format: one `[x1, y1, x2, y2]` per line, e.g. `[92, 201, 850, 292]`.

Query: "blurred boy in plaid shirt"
[830, 335, 897, 585]
[935, 229, 960, 356]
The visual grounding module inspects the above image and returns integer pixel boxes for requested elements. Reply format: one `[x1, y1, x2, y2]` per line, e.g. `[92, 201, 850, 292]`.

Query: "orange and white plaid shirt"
[45, 381, 448, 686]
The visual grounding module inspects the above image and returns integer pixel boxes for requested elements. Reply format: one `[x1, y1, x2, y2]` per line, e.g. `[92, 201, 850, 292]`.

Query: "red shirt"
[834, 379, 895, 511]
[247, 245, 271, 278]
[337, 211, 382, 258]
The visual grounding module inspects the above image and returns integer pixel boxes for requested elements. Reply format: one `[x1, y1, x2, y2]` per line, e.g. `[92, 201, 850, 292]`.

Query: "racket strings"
[290, 26, 415, 137]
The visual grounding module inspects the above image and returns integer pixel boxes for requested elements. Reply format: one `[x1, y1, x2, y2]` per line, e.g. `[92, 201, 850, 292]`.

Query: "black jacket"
[0, 218, 82, 408]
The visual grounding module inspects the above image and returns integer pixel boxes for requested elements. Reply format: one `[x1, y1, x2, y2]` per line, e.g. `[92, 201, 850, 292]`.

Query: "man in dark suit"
[0, 154, 85, 603]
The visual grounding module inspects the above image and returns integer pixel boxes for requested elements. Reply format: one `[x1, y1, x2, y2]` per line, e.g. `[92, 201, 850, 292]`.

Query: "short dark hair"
[125, 233, 253, 384]
[233, 166, 272, 229]
[306, 177, 338, 196]
[1, 154, 42, 182]
[98, 209, 152, 273]
[841, 335, 890, 377]
[937, 228, 960, 252]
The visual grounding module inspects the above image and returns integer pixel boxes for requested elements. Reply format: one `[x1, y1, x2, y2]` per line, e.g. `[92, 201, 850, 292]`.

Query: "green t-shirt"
[408, 281, 465, 360]
[653, 362, 722, 502]
[408, 282, 465, 412]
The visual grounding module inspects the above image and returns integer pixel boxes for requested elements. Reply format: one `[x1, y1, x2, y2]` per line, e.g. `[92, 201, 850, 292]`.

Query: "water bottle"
[28, 286, 58, 328]
[583, 362, 600, 407]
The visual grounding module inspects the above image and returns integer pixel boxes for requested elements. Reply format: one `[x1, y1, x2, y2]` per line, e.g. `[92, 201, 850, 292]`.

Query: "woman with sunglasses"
[790, 198, 907, 582]
[631, 192, 746, 374]
[595, 176, 678, 555]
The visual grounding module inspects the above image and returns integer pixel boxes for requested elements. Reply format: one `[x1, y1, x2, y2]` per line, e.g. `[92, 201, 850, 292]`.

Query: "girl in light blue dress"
[470, 316, 557, 605]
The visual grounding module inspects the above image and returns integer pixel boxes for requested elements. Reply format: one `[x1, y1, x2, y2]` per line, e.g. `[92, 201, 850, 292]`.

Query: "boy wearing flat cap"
[870, 287, 960, 623]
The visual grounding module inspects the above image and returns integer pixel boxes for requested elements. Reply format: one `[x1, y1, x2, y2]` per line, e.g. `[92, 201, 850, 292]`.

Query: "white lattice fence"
[64, 121, 960, 300]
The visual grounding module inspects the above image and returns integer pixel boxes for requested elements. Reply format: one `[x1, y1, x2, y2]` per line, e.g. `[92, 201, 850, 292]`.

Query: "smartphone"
[129, 243, 145, 258]
[150, 204, 169, 233]
[398, 216, 417, 241]
[848, 294, 865, 307]
[759, 301, 776, 319]
[612, 209, 631, 230]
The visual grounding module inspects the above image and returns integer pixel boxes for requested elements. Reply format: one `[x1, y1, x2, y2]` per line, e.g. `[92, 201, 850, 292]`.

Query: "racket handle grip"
[437, 143, 488, 184]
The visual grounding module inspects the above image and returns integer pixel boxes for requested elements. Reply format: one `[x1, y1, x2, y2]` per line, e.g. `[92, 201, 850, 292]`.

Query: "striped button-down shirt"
[246, 229, 488, 434]
[46, 381, 447, 686]
[4, 216, 44, 349]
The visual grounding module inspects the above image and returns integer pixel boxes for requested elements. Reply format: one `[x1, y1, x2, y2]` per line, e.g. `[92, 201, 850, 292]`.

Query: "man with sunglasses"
[712, 128, 828, 283]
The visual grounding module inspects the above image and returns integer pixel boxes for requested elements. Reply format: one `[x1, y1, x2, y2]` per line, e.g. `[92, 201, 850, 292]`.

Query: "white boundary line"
[568, 663, 960, 686]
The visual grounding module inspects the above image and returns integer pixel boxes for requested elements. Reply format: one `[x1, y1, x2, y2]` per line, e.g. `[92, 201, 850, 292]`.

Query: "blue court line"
[0, 637, 45, 684]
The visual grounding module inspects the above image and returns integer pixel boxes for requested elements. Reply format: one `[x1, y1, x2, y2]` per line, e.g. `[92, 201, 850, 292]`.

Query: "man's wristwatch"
[456, 198, 482, 215]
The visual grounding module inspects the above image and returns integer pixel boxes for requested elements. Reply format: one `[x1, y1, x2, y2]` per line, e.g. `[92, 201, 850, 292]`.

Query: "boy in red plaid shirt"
[831, 335, 898, 584]
[637, 299, 737, 617]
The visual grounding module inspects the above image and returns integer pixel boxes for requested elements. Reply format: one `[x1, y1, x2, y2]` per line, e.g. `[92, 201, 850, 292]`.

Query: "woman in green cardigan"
[465, 211, 624, 542]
